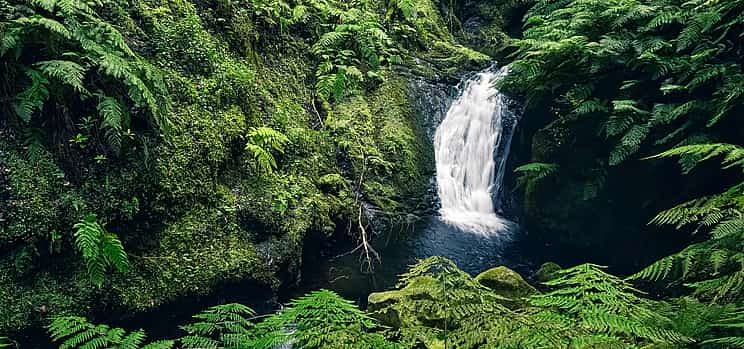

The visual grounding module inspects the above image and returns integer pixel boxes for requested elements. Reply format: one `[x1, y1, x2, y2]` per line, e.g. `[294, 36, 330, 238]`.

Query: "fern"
[633, 143, 744, 301]
[534, 263, 691, 346]
[180, 303, 256, 349]
[245, 127, 290, 175]
[12, 69, 50, 122]
[73, 214, 129, 287]
[609, 124, 649, 165]
[48, 317, 174, 349]
[2, 0, 170, 153]
[34, 60, 88, 94]
[501, 0, 744, 173]
[252, 289, 397, 349]
[514, 162, 559, 193]
[97, 95, 130, 153]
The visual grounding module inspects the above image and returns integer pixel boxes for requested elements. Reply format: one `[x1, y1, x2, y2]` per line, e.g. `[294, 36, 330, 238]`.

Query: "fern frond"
[97, 95, 129, 153]
[73, 214, 128, 287]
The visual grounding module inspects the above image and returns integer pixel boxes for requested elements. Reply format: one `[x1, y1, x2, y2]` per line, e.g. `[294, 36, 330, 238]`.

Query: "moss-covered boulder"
[533, 262, 562, 283]
[367, 276, 440, 328]
[367, 276, 445, 348]
[474, 266, 537, 299]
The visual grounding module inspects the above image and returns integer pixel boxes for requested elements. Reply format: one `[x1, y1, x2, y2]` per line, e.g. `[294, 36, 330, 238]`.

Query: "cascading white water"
[434, 67, 514, 235]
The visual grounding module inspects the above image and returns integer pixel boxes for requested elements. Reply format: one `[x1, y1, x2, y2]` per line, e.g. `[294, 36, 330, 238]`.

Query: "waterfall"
[434, 67, 516, 235]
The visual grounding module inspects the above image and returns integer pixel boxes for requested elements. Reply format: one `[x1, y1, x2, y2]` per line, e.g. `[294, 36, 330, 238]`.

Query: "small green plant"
[253, 289, 398, 349]
[48, 317, 174, 349]
[514, 162, 559, 192]
[73, 214, 129, 287]
[245, 127, 290, 175]
[180, 303, 256, 348]
[69, 133, 89, 149]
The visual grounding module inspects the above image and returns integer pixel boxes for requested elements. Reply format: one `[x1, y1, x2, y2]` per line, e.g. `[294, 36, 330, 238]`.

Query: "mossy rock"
[474, 266, 537, 299]
[368, 276, 447, 349]
[533, 262, 562, 283]
[368, 276, 440, 328]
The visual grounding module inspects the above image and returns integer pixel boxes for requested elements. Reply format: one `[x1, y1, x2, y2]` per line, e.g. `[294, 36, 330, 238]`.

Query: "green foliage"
[377, 257, 537, 348]
[252, 289, 398, 349]
[48, 316, 174, 349]
[35, 258, 744, 348]
[180, 303, 256, 349]
[502, 0, 744, 167]
[371, 257, 693, 348]
[246, 0, 413, 102]
[514, 162, 559, 192]
[245, 127, 290, 175]
[533, 263, 690, 347]
[1, 0, 170, 153]
[73, 214, 129, 287]
[634, 143, 744, 302]
[311, 7, 397, 101]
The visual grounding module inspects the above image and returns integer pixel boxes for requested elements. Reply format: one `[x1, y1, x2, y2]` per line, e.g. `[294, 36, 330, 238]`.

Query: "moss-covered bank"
[0, 0, 523, 337]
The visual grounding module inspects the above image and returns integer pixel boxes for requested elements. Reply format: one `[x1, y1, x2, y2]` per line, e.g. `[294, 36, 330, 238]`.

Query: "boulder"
[533, 262, 562, 283]
[474, 266, 537, 299]
[367, 276, 439, 328]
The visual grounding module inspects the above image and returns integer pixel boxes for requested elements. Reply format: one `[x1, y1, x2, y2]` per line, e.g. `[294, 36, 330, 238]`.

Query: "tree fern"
[501, 0, 744, 171]
[634, 143, 744, 301]
[2, 0, 170, 153]
[73, 214, 129, 287]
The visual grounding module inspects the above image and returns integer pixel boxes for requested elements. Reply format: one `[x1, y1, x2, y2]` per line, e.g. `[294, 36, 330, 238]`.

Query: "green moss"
[367, 276, 441, 328]
[474, 266, 538, 299]
[0, 261, 93, 332]
[136, 0, 220, 75]
[533, 262, 562, 283]
[0, 146, 66, 244]
[112, 204, 273, 311]
[153, 104, 248, 206]
[0, 0, 465, 335]
[329, 77, 431, 213]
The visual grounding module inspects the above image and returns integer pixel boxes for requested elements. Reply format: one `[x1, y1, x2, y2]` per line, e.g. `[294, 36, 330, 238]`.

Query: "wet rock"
[474, 266, 537, 299]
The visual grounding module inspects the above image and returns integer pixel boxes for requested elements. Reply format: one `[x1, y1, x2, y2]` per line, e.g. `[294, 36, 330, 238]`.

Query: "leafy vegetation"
[501, 0, 744, 347]
[632, 143, 744, 303]
[245, 127, 290, 175]
[502, 0, 744, 164]
[180, 303, 256, 348]
[34, 257, 743, 348]
[514, 162, 559, 192]
[48, 317, 174, 349]
[1, 0, 170, 154]
[8, 0, 744, 348]
[0, 0, 471, 336]
[73, 214, 129, 287]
